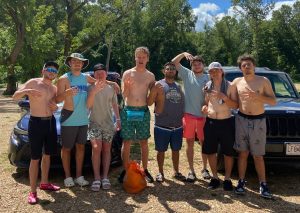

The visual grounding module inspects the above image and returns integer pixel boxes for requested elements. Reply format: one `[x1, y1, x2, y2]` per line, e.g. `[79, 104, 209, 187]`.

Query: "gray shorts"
[234, 112, 266, 156]
[87, 122, 115, 143]
[61, 125, 88, 149]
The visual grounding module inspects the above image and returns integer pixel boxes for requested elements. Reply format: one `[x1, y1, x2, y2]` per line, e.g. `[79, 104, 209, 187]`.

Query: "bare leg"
[199, 140, 208, 170]
[29, 159, 40, 193]
[40, 154, 50, 184]
[157, 151, 165, 174]
[140, 140, 149, 169]
[121, 140, 131, 169]
[224, 155, 234, 180]
[75, 143, 85, 178]
[91, 140, 102, 180]
[102, 142, 112, 179]
[207, 153, 218, 179]
[253, 155, 266, 183]
[186, 138, 195, 172]
[172, 150, 179, 173]
[61, 147, 72, 178]
[238, 151, 249, 180]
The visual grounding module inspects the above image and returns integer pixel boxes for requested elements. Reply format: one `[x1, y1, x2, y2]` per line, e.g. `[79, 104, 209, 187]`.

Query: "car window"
[225, 72, 297, 98]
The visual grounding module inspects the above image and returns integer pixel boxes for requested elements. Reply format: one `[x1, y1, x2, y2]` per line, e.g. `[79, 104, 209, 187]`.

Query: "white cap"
[208, 62, 223, 71]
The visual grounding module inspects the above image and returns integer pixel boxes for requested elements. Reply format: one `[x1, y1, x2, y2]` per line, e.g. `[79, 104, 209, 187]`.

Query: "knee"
[62, 147, 71, 153]
[253, 155, 263, 161]
[76, 144, 85, 151]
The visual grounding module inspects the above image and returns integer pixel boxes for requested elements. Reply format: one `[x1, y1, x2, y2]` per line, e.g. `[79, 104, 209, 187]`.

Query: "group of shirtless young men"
[13, 46, 276, 204]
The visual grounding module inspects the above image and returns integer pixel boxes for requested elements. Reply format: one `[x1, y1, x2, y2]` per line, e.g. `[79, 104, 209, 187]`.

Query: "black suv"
[223, 67, 300, 162]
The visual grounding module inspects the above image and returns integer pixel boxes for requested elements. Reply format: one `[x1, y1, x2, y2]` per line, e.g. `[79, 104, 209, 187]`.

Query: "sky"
[189, 0, 298, 31]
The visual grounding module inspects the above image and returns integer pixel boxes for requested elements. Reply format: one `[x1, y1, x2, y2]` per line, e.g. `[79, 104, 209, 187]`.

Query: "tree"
[0, 0, 35, 95]
[232, 0, 274, 62]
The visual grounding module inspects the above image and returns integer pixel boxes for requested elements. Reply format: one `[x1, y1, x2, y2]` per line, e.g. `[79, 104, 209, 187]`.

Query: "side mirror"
[18, 99, 30, 110]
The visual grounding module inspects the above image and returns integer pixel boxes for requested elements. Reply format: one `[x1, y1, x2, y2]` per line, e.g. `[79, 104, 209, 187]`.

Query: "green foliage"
[0, 0, 300, 85]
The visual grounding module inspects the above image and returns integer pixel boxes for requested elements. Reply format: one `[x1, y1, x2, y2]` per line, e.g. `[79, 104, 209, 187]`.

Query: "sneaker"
[186, 172, 197, 182]
[74, 176, 89, 187]
[39, 183, 60, 191]
[208, 178, 220, 190]
[260, 182, 273, 199]
[223, 180, 233, 191]
[118, 170, 126, 183]
[235, 179, 246, 195]
[144, 169, 154, 183]
[155, 173, 164, 183]
[64, 177, 75, 188]
[174, 172, 186, 181]
[28, 192, 38, 205]
[201, 169, 211, 180]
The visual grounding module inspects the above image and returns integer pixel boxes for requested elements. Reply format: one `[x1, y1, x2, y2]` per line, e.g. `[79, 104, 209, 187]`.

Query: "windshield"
[225, 72, 298, 98]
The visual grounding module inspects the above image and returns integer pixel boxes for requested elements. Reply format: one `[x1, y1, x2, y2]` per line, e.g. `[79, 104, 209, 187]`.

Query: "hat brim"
[65, 56, 89, 69]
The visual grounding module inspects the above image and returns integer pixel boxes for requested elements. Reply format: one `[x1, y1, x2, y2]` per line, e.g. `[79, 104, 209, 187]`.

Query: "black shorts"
[28, 116, 57, 160]
[202, 117, 236, 156]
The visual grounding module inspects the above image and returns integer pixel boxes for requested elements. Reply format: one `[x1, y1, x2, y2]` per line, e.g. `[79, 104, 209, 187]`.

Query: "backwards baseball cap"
[208, 62, 223, 71]
[93, 63, 107, 72]
[65, 53, 89, 69]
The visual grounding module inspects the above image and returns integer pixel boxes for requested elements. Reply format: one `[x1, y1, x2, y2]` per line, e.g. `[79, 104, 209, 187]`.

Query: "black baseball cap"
[93, 63, 107, 72]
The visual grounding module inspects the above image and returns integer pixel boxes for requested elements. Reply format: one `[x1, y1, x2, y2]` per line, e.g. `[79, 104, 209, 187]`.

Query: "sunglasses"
[165, 67, 176, 71]
[44, 67, 58, 73]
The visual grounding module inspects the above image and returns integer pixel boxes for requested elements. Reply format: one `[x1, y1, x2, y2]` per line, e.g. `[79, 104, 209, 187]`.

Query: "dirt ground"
[0, 88, 300, 213]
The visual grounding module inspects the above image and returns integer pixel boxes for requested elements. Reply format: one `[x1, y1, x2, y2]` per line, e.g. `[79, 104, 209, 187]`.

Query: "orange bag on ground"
[123, 161, 147, 194]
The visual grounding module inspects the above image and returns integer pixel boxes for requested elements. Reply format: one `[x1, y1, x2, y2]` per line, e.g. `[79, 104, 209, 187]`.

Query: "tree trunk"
[4, 21, 25, 95]
[106, 37, 113, 71]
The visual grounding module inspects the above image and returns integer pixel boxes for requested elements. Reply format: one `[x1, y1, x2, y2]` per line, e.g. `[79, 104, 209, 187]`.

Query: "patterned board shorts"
[87, 122, 115, 143]
[120, 106, 151, 141]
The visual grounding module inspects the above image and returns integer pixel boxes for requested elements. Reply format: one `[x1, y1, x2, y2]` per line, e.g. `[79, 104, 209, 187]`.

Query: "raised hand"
[94, 80, 106, 93]
[65, 86, 78, 97]
[183, 52, 194, 61]
[124, 76, 134, 89]
[48, 100, 58, 112]
[27, 89, 42, 98]
[201, 105, 208, 115]
[242, 87, 259, 100]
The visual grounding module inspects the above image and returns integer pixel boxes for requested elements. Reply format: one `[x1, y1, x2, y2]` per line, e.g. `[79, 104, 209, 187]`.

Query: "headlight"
[11, 126, 29, 146]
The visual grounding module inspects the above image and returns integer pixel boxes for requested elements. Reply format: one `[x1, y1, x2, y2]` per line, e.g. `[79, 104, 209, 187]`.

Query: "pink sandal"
[28, 192, 38, 204]
[40, 183, 60, 191]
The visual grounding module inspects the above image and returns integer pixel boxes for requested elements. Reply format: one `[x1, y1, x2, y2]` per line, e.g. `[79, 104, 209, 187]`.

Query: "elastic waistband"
[238, 111, 265, 120]
[155, 125, 183, 131]
[207, 117, 232, 122]
[30, 116, 53, 120]
[124, 106, 149, 111]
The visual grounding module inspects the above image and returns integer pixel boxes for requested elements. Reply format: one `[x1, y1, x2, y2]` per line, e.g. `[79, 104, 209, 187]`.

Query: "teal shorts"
[121, 106, 151, 141]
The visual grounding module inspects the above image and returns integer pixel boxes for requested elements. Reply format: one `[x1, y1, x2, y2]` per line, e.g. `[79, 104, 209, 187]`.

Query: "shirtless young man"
[201, 62, 238, 190]
[56, 53, 105, 187]
[172, 52, 210, 182]
[232, 54, 276, 199]
[118, 46, 155, 183]
[13, 62, 60, 204]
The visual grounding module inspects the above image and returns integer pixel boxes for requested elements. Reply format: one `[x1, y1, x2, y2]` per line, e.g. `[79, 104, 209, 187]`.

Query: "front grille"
[266, 115, 300, 138]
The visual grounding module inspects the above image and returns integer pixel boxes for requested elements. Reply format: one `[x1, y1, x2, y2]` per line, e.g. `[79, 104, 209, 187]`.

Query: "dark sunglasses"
[44, 67, 58, 73]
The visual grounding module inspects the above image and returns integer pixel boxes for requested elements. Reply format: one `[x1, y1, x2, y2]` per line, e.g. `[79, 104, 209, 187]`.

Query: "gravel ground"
[0, 88, 300, 213]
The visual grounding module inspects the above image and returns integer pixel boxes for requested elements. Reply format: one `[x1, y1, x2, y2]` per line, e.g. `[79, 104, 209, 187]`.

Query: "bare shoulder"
[122, 69, 133, 79]
[57, 75, 68, 84]
[146, 69, 155, 80]
[231, 77, 243, 85]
